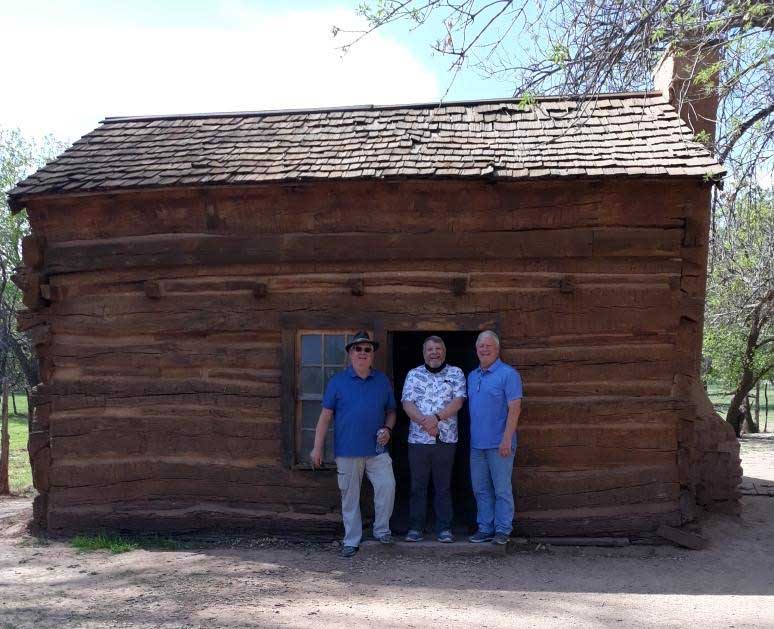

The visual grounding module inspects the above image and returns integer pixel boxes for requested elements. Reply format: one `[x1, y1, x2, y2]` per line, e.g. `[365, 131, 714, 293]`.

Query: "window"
[295, 331, 359, 465]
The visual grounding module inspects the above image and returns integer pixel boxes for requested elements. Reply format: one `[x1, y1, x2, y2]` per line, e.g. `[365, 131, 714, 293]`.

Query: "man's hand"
[421, 415, 439, 437]
[310, 447, 324, 468]
[377, 429, 391, 446]
[498, 439, 512, 457]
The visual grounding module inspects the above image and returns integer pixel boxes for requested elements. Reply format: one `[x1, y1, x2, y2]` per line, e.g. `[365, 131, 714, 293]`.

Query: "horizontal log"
[517, 481, 679, 512]
[524, 381, 673, 397]
[515, 504, 681, 536]
[51, 340, 280, 372]
[47, 503, 343, 536]
[516, 444, 675, 467]
[517, 425, 677, 450]
[43, 225, 684, 277]
[48, 459, 336, 489]
[39, 391, 281, 415]
[50, 414, 280, 439]
[49, 479, 339, 509]
[92, 270, 678, 297]
[517, 464, 678, 494]
[29, 179, 701, 242]
[51, 428, 282, 460]
[45, 285, 678, 339]
[44, 378, 280, 399]
[45, 258, 686, 297]
[517, 361, 673, 383]
[44, 230, 599, 274]
[502, 331, 676, 349]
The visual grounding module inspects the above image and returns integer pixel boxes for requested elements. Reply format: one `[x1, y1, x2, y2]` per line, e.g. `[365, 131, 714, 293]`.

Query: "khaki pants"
[335, 453, 396, 547]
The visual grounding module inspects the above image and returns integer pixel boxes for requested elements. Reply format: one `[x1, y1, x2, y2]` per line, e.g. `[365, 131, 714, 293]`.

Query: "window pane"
[299, 429, 316, 464]
[324, 334, 346, 365]
[301, 335, 321, 365]
[301, 400, 322, 429]
[300, 367, 323, 396]
[325, 366, 344, 388]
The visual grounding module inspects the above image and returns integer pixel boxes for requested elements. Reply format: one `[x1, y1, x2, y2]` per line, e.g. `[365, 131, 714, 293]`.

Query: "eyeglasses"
[352, 346, 373, 354]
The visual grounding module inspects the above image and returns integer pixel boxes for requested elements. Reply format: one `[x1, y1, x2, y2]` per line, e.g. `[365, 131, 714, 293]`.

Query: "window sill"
[292, 463, 337, 472]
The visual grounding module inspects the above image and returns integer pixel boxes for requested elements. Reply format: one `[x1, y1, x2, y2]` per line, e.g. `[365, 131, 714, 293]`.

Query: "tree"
[345, 0, 773, 433]
[704, 186, 773, 435]
[0, 127, 66, 390]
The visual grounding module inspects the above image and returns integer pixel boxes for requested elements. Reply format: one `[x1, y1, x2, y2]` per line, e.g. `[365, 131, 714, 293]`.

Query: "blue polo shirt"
[322, 367, 397, 457]
[467, 359, 523, 450]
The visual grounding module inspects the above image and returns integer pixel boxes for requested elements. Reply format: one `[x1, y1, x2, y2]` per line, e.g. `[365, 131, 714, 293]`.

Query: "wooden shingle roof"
[8, 93, 724, 211]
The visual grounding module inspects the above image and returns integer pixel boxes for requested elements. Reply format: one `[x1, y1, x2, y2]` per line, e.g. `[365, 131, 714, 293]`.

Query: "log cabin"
[8, 50, 742, 539]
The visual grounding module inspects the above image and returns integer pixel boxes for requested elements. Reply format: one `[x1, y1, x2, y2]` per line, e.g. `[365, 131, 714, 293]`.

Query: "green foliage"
[704, 188, 774, 392]
[71, 533, 140, 554]
[517, 91, 537, 109]
[694, 129, 712, 146]
[1, 128, 67, 388]
[549, 43, 570, 65]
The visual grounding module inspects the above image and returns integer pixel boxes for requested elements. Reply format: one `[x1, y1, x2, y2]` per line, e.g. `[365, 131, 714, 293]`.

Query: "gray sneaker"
[404, 529, 424, 542]
[437, 530, 454, 543]
[339, 545, 358, 558]
[468, 530, 495, 543]
[492, 533, 510, 545]
[375, 533, 394, 546]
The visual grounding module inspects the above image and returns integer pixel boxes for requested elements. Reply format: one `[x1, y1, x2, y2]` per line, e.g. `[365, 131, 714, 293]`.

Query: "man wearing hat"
[310, 331, 397, 558]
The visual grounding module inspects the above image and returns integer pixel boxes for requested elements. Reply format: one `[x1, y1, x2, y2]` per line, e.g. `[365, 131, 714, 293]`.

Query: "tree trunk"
[0, 381, 10, 495]
[724, 291, 772, 436]
[755, 382, 760, 426]
[747, 395, 759, 433]
[11, 392, 17, 415]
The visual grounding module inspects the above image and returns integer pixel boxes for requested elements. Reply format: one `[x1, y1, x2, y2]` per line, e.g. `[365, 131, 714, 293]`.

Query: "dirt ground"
[2, 435, 773, 628]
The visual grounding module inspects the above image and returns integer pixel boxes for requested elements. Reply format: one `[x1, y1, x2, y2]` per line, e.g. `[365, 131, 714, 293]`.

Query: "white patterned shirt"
[401, 364, 467, 444]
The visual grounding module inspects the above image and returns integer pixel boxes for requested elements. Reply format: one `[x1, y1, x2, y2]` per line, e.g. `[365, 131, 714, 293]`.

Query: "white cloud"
[1, 7, 439, 142]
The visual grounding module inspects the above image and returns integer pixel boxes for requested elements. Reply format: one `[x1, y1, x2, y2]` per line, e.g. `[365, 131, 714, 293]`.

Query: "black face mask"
[425, 361, 447, 374]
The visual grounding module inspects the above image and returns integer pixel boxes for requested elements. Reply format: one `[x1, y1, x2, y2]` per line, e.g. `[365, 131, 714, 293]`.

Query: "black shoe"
[339, 545, 359, 558]
[492, 533, 510, 545]
[468, 531, 495, 543]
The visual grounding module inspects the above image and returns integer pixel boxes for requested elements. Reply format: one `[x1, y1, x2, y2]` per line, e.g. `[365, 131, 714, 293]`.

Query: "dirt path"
[1, 438, 773, 628]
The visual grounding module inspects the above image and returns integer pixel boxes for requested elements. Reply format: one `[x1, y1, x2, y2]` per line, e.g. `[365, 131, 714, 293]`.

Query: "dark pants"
[408, 442, 457, 532]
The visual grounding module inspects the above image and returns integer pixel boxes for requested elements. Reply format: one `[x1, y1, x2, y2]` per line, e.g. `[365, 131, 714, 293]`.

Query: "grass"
[4, 393, 33, 494]
[71, 533, 140, 554]
[70, 533, 187, 553]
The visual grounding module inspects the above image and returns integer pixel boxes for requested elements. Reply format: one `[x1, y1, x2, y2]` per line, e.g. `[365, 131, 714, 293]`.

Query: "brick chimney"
[653, 42, 721, 144]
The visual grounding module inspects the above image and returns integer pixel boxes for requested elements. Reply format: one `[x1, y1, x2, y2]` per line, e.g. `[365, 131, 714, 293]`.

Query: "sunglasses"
[352, 346, 373, 354]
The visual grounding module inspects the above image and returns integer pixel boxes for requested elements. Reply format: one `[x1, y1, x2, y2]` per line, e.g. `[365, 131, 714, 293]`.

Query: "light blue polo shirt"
[467, 359, 523, 450]
[323, 366, 397, 457]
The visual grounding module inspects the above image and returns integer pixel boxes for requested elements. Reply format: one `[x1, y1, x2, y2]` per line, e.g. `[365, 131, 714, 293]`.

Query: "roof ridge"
[102, 91, 664, 124]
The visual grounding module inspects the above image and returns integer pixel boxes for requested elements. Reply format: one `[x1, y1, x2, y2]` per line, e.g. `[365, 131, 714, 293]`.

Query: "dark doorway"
[389, 331, 480, 534]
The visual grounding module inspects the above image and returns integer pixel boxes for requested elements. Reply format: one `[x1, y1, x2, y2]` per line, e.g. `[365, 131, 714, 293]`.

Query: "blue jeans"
[470, 445, 516, 535]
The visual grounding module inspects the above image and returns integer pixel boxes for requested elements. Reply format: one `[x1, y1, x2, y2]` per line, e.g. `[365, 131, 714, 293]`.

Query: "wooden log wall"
[18, 177, 713, 536]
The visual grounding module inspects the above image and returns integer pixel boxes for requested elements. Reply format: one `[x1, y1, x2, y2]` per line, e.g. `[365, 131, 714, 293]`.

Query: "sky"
[0, 0, 509, 143]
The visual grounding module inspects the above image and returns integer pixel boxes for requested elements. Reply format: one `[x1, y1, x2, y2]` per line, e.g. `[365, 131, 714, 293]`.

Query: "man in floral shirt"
[401, 336, 467, 543]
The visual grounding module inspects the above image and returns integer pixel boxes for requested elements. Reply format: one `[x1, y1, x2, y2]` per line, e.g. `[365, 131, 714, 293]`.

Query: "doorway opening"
[389, 330, 480, 534]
